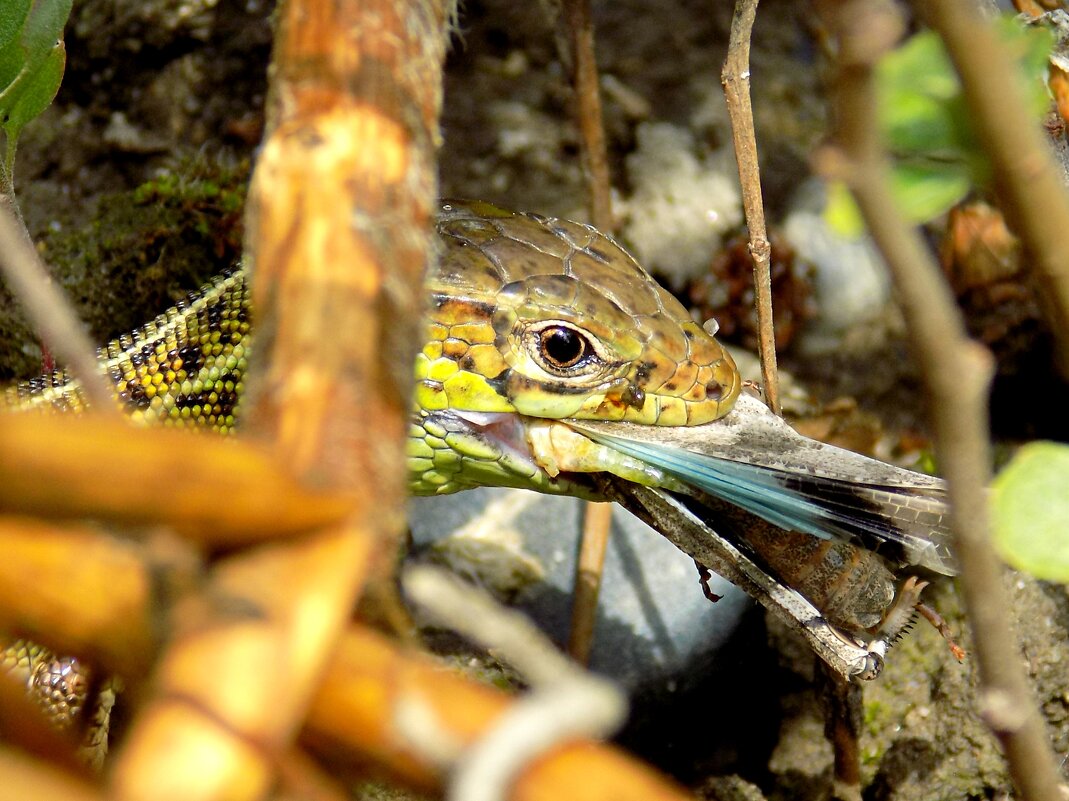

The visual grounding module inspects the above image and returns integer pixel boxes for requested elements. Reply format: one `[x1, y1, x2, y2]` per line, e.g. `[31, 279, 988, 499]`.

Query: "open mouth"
[433, 409, 601, 496]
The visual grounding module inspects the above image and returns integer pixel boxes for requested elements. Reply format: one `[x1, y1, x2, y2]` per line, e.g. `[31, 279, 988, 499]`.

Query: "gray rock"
[407, 487, 752, 690]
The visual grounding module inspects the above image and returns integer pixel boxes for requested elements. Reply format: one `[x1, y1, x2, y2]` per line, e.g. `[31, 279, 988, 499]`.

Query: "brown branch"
[109, 527, 377, 800]
[0, 206, 117, 413]
[304, 625, 696, 801]
[816, 3, 1064, 800]
[0, 415, 352, 545]
[106, 0, 450, 797]
[563, 0, 616, 665]
[563, 0, 614, 232]
[569, 502, 612, 665]
[0, 532, 698, 801]
[0, 502, 685, 799]
[721, 0, 780, 414]
[819, 662, 862, 801]
[0, 745, 102, 801]
[240, 0, 450, 634]
[243, 0, 445, 493]
[0, 516, 166, 675]
[920, 0, 1069, 377]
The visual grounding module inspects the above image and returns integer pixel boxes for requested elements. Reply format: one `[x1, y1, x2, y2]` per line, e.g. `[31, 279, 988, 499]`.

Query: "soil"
[4, 1, 1069, 799]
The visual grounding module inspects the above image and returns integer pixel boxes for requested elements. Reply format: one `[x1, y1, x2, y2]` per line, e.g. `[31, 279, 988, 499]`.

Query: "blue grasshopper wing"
[568, 393, 955, 576]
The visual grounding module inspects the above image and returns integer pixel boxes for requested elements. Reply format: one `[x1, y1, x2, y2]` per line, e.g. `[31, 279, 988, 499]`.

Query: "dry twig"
[106, 0, 450, 796]
[563, 0, 613, 232]
[819, 662, 862, 801]
[0, 414, 352, 544]
[0, 524, 699, 801]
[721, 0, 780, 414]
[816, 3, 1064, 799]
[0, 206, 117, 413]
[562, 0, 616, 666]
[568, 502, 612, 665]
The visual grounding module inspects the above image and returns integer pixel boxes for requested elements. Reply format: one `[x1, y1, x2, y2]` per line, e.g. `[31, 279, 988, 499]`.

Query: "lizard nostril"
[705, 380, 723, 401]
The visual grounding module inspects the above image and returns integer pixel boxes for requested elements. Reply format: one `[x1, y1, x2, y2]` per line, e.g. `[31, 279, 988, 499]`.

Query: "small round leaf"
[991, 442, 1069, 582]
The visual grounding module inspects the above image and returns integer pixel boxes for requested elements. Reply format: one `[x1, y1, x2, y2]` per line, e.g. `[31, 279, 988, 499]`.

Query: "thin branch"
[563, 0, 613, 232]
[721, 0, 780, 414]
[568, 502, 612, 665]
[562, 0, 616, 665]
[819, 662, 862, 801]
[921, 0, 1069, 377]
[0, 205, 117, 413]
[816, 3, 1064, 800]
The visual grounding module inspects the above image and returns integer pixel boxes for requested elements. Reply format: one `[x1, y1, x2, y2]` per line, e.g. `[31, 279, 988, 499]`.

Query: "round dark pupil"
[542, 327, 585, 367]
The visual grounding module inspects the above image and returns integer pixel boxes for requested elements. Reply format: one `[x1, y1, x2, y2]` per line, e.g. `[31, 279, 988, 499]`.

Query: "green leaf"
[878, 29, 959, 102]
[880, 92, 965, 157]
[991, 442, 1069, 582]
[1001, 18, 1055, 119]
[0, 0, 72, 96]
[871, 18, 1054, 226]
[890, 161, 972, 225]
[19, 0, 73, 58]
[0, 0, 31, 56]
[823, 163, 970, 239]
[877, 30, 972, 162]
[0, 40, 63, 141]
[0, 0, 71, 154]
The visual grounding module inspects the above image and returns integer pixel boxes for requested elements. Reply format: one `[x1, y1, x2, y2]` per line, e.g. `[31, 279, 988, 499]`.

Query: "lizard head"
[417, 200, 740, 427]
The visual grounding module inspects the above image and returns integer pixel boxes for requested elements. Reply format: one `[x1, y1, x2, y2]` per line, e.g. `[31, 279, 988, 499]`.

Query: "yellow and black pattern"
[0, 638, 87, 731]
[2, 269, 250, 433]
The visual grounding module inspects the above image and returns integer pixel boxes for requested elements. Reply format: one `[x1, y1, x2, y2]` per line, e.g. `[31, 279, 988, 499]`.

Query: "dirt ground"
[4, 1, 1069, 799]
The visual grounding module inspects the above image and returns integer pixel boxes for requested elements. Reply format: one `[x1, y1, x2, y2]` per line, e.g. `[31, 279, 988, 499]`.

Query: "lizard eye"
[534, 324, 593, 372]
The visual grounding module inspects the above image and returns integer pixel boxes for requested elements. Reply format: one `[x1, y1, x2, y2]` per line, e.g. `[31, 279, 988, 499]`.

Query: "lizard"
[1, 199, 956, 750]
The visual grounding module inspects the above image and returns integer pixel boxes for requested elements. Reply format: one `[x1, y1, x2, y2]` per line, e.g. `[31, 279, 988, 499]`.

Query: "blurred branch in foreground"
[815, 3, 1064, 801]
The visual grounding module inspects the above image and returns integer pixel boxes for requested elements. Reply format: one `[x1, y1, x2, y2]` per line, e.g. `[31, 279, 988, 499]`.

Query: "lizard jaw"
[411, 410, 595, 497]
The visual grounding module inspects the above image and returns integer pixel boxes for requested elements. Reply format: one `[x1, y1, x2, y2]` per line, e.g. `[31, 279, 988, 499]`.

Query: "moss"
[861, 698, 890, 765]
[0, 153, 249, 381]
[855, 582, 1015, 800]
